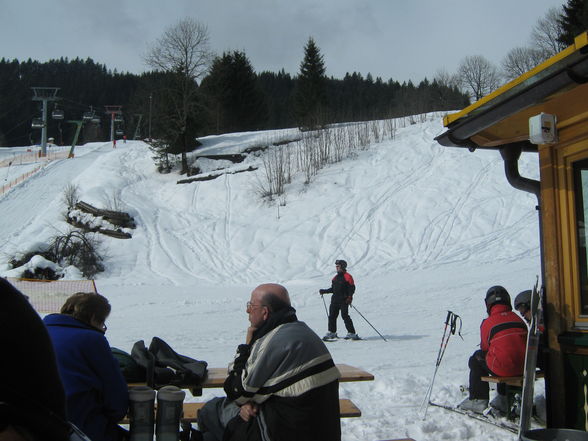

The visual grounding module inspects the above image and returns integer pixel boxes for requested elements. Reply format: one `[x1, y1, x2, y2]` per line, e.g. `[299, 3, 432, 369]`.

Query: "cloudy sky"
[0, 0, 566, 83]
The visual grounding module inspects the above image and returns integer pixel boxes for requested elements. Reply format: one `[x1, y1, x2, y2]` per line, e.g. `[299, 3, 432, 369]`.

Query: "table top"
[199, 363, 374, 388]
[129, 363, 374, 390]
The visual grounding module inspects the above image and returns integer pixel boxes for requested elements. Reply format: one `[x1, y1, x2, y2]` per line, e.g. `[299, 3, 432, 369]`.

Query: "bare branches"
[144, 18, 212, 81]
[501, 47, 545, 82]
[457, 55, 501, 101]
[531, 7, 566, 58]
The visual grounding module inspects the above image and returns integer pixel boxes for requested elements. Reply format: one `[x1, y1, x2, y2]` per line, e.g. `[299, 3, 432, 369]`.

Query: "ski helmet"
[335, 259, 347, 270]
[485, 285, 511, 312]
[514, 290, 532, 311]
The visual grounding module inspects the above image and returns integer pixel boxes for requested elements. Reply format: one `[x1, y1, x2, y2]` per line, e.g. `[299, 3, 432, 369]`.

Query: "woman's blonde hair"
[60, 292, 111, 326]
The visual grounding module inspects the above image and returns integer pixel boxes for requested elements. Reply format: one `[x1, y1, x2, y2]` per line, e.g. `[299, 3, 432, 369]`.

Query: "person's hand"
[319, 289, 326, 295]
[239, 402, 259, 422]
[246, 326, 257, 344]
[345, 296, 353, 304]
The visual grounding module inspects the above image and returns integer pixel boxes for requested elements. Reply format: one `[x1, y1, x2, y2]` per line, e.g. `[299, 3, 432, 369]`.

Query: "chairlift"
[91, 116, 101, 124]
[31, 117, 44, 129]
[82, 111, 94, 122]
[115, 129, 124, 136]
[114, 115, 123, 123]
[52, 109, 64, 120]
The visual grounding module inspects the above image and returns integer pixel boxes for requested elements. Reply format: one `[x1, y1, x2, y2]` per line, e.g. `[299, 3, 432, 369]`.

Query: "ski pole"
[350, 304, 387, 342]
[320, 294, 329, 318]
[421, 310, 463, 419]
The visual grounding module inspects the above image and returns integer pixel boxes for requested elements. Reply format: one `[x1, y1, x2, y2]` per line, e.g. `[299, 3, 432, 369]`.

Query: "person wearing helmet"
[514, 290, 532, 322]
[458, 286, 528, 414]
[319, 260, 359, 340]
[514, 289, 545, 370]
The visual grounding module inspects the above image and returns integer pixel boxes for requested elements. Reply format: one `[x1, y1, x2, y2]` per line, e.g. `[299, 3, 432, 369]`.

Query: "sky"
[0, 115, 542, 440]
[0, 0, 566, 83]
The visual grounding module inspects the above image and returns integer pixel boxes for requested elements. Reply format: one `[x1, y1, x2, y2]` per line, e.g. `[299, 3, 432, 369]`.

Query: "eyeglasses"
[246, 301, 267, 309]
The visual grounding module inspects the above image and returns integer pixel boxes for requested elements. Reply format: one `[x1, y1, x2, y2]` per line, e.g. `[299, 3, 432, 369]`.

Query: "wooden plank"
[481, 371, 544, 387]
[336, 364, 375, 382]
[339, 398, 361, 418]
[121, 398, 361, 424]
[130, 364, 375, 391]
[200, 364, 375, 387]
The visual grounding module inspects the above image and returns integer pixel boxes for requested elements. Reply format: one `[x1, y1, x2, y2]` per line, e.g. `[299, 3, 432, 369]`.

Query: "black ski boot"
[128, 386, 156, 441]
[156, 385, 186, 441]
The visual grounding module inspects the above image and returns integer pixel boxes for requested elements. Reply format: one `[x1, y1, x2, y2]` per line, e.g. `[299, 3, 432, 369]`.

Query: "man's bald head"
[252, 283, 291, 312]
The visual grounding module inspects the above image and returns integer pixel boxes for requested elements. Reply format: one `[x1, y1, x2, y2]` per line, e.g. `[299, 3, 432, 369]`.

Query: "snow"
[0, 115, 542, 440]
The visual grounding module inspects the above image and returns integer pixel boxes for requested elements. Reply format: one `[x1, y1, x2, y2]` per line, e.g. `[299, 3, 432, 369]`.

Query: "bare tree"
[457, 55, 501, 101]
[501, 47, 545, 81]
[433, 68, 462, 108]
[531, 7, 566, 58]
[434, 69, 460, 90]
[144, 18, 213, 174]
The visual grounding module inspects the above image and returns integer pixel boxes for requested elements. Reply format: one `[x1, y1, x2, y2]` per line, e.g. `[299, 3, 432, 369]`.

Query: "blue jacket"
[43, 314, 128, 441]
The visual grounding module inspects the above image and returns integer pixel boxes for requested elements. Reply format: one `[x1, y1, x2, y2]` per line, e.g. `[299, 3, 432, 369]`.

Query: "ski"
[322, 337, 340, 342]
[519, 278, 542, 437]
[322, 336, 362, 342]
[428, 401, 518, 434]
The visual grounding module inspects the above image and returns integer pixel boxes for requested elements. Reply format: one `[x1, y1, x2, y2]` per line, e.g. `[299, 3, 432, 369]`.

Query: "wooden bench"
[480, 371, 544, 419]
[481, 370, 544, 387]
[121, 398, 361, 424]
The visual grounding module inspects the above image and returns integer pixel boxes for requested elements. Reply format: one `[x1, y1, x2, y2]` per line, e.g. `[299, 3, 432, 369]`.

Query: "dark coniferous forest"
[0, 56, 469, 147]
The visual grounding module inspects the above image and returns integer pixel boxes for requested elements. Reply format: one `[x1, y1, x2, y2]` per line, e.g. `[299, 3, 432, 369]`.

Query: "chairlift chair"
[91, 116, 101, 124]
[31, 117, 44, 129]
[82, 111, 94, 122]
[114, 115, 123, 123]
[52, 109, 64, 120]
[115, 129, 124, 136]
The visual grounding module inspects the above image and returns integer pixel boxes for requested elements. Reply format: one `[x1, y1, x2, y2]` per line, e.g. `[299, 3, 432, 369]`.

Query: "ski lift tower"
[31, 87, 60, 157]
[104, 105, 123, 145]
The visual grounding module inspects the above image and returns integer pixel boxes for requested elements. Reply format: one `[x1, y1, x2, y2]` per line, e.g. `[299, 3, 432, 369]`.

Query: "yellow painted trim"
[443, 32, 588, 127]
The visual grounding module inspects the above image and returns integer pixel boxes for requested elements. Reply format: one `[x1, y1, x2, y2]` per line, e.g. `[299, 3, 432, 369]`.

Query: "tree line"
[0, 40, 467, 153]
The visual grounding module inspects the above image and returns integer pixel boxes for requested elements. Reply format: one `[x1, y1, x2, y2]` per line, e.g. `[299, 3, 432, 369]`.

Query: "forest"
[0, 55, 468, 148]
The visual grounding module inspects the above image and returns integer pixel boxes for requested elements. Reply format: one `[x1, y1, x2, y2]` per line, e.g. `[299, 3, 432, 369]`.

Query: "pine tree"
[294, 37, 328, 130]
[558, 0, 588, 46]
[200, 51, 268, 134]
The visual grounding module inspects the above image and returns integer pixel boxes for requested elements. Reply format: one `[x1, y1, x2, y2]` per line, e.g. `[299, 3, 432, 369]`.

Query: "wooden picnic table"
[124, 364, 374, 423]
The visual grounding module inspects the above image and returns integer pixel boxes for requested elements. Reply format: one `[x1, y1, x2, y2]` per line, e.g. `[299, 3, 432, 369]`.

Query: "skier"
[458, 286, 527, 414]
[515, 289, 545, 370]
[319, 259, 359, 340]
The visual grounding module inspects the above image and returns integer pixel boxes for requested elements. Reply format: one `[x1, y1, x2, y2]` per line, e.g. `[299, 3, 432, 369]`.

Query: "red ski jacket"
[480, 304, 528, 376]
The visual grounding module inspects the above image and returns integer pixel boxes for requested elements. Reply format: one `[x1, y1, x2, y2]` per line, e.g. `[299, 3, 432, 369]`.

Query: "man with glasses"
[319, 260, 359, 340]
[197, 283, 341, 441]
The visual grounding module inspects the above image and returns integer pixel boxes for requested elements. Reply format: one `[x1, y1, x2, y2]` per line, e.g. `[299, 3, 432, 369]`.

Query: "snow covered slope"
[0, 116, 541, 440]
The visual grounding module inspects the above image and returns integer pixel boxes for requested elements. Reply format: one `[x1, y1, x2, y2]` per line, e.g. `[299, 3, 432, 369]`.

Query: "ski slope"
[0, 116, 542, 441]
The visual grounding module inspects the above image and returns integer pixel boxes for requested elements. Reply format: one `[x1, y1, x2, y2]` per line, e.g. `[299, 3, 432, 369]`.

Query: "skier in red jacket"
[319, 259, 359, 340]
[458, 286, 527, 414]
